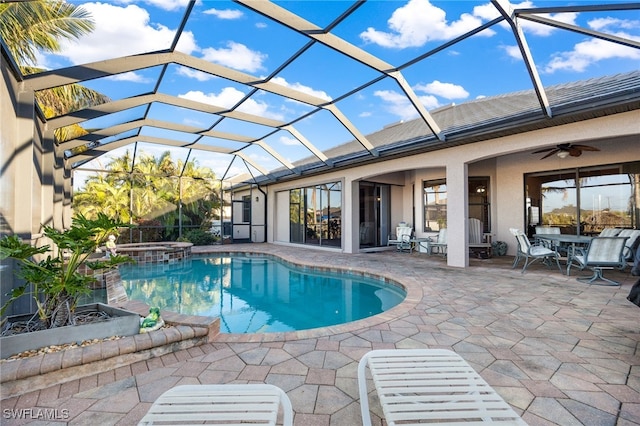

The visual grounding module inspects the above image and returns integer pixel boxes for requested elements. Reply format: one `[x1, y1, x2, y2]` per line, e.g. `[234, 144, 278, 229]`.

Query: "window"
[525, 162, 638, 235]
[423, 177, 490, 233]
[424, 180, 447, 232]
[242, 195, 251, 223]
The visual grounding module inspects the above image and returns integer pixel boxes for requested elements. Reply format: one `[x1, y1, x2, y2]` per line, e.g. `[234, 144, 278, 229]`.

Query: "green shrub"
[183, 229, 217, 245]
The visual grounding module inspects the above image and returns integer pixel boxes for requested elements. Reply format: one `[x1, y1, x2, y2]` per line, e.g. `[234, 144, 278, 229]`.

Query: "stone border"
[115, 241, 192, 264]
[0, 300, 219, 399]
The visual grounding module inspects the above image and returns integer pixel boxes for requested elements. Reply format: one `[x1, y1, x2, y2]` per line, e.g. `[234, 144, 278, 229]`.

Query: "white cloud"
[374, 89, 439, 120]
[106, 71, 153, 83]
[184, 117, 205, 127]
[520, 12, 578, 37]
[270, 77, 333, 101]
[179, 87, 284, 120]
[471, 2, 502, 21]
[201, 41, 266, 73]
[202, 8, 244, 19]
[502, 44, 523, 60]
[589, 17, 640, 31]
[279, 135, 299, 146]
[175, 30, 198, 55]
[117, 0, 191, 11]
[475, 1, 577, 37]
[360, 0, 491, 49]
[543, 32, 640, 73]
[54, 3, 196, 65]
[359, 111, 372, 118]
[256, 22, 268, 29]
[414, 80, 469, 100]
[176, 66, 215, 81]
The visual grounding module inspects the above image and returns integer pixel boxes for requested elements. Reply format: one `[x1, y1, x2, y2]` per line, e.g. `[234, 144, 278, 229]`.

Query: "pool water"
[120, 254, 406, 333]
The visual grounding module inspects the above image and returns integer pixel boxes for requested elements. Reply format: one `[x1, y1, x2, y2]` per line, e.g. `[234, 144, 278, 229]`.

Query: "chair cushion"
[530, 246, 554, 256]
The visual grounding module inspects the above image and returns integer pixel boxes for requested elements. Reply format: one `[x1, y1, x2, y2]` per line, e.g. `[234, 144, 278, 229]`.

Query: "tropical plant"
[0, 0, 109, 142]
[180, 229, 217, 246]
[0, 214, 132, 328]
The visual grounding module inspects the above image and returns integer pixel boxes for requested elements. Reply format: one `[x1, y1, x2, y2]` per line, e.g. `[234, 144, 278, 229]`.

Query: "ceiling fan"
[532, 143, 600, 160]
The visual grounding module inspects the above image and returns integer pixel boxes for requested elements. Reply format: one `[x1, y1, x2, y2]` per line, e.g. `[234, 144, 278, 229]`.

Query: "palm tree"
[73, 150, 220, 240]
[0, 0, 109, 141]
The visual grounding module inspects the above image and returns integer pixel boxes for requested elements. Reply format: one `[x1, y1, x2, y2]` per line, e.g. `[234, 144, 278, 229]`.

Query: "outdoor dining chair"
[358, 349, 526, 426]
[534, 225, 561, 249]
[618, 229, 640, 267]
[567, 236, 628, 285]
[138, 384, 294, 425]
[510, 228, 562, 274]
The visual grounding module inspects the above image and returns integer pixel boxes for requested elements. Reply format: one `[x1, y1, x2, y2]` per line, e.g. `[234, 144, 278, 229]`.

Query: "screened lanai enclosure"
[2, 0, 640, 270]
[3, 0, 639, 246]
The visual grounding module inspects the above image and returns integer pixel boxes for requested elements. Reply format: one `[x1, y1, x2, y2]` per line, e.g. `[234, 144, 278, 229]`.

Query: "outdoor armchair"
[427, 228, 448, 255]
[567, 236, 628, 285]
[510, 228, 562, 274]
[469, 218, 492, 257]
[388, 226, 412, 251]
[618, 229, 640, 266]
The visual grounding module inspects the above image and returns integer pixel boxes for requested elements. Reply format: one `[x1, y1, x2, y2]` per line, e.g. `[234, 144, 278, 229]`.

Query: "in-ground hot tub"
[114, 241, 193, 264]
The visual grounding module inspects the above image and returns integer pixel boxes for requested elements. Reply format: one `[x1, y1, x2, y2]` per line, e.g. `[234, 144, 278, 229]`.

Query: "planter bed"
[1, 303, 141, 359]
[0, 301, 219, 399]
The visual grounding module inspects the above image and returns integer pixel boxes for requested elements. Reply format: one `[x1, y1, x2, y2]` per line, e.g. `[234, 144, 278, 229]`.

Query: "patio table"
[410, 237, 431, 253]
[534, 233, 593, 274]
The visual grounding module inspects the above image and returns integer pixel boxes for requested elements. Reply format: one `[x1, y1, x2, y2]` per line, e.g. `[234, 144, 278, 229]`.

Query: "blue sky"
[35, 0, 639, 183]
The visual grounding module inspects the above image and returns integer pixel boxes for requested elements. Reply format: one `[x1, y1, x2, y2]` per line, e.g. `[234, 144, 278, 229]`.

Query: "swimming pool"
[120, 254, 406, 333]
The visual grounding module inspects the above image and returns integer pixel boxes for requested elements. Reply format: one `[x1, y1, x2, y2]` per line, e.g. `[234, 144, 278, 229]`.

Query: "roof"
[269, 70, 640, 182]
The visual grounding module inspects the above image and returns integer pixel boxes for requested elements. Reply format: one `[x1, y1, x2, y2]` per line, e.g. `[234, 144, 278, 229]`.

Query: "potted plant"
[0, 214, 139, 357]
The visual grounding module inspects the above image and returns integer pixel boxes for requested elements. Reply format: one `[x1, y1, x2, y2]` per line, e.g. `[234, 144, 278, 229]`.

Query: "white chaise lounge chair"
[138, 384, 294, 425]
[358, 349, 526, 426]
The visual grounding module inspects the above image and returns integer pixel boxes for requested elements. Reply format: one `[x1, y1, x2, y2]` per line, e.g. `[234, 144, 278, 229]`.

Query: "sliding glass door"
[359, 182, 391, 248]
[289, 182, 342, 247]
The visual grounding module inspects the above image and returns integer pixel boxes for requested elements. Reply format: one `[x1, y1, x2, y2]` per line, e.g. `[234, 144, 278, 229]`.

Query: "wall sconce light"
[557, 150, 570, 159]
[255, 196, 259, 202]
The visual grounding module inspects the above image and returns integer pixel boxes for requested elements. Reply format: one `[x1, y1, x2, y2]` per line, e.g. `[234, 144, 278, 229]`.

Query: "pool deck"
[1, 243, 639, 425]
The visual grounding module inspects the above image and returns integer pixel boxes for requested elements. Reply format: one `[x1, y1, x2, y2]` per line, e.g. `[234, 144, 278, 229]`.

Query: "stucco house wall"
[265, 110, 640, 267]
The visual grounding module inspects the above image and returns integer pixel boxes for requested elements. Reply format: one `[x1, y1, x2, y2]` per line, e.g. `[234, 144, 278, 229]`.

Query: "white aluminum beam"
[492, 0, 552, 117]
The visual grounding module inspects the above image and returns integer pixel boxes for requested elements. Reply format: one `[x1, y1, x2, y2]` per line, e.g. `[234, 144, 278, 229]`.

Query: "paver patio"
[1, 243, 639, 425]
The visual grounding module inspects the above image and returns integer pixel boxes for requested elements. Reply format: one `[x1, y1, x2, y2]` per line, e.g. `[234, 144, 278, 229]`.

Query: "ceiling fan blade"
[532, 147, 556, 154]
[569, 148, 582, 157]
[540, 149, 559, 159]
[572, 144, 600, 152]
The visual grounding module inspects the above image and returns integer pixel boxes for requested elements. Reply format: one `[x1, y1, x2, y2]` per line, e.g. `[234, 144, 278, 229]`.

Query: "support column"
[345, 178, 356, 253]
[446, 161, 469, 268]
